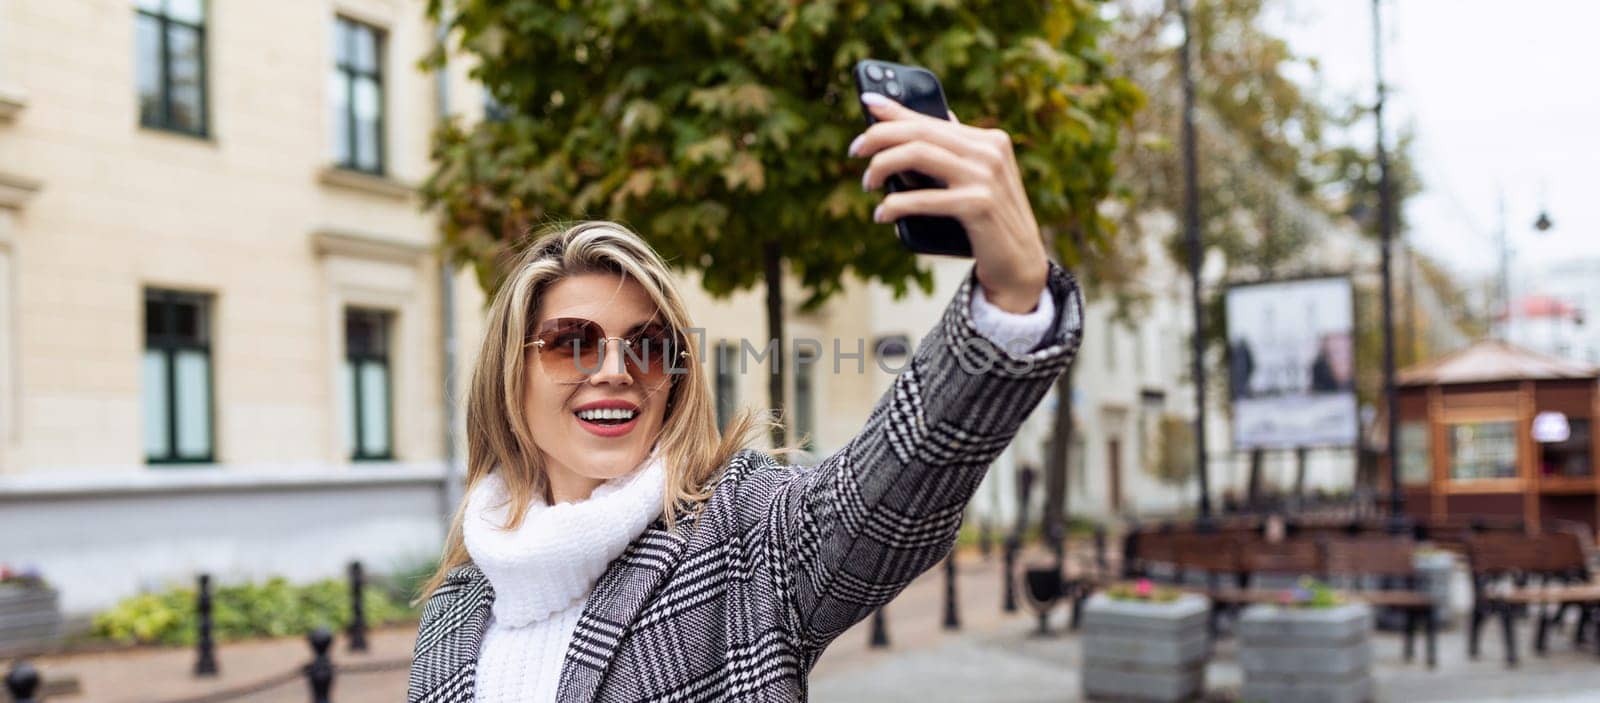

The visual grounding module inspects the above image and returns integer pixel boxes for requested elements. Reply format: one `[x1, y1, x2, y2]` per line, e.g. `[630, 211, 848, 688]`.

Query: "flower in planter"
[1108, 578, 1182, 603]
[0, 563, 49, 588]
[1277, 577, 1342, 608]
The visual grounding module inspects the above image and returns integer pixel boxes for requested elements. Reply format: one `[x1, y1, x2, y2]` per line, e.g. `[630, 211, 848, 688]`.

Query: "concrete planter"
[1239, 602, 1374, 703]
[1413, 550, 1455, 625]
[0, 583, 62, 655]
[1081, 591, 1210, 702]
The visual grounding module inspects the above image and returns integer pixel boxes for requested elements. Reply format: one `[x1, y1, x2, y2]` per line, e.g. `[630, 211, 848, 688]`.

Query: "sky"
[1268, 0, 1600, 284]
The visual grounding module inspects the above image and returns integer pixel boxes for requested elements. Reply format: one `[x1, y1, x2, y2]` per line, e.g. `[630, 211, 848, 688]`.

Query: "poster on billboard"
[1226, 276, 1357, 449]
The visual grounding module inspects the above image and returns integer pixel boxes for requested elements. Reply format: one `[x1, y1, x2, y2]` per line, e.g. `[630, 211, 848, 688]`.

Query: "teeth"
[576, 407, 637, 421]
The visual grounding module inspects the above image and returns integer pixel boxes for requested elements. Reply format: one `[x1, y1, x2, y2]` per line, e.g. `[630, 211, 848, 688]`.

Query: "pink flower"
[1135, 579, 1154, 598]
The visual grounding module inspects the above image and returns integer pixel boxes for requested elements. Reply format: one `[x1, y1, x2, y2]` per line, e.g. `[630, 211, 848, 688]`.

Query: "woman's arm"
[743, 89, 1086, 652]
[763, 260, 1082, 652]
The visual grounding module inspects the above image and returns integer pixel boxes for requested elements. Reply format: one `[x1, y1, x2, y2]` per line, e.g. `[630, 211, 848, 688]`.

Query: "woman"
[408, 92, 1084, 702]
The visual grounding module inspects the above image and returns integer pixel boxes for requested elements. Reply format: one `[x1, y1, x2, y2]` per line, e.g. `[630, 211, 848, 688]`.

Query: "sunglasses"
[528, 317, 686, 385]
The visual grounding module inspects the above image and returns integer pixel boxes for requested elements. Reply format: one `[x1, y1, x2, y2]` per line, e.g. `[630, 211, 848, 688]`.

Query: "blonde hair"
[414, 220, 772, 605]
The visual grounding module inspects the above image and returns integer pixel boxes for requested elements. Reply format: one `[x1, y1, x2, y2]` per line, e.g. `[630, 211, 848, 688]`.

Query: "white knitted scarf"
[463, 447, 667, 627]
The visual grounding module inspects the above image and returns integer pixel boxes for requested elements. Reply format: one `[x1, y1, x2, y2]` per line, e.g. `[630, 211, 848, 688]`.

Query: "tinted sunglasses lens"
[535, 318, 604, 380]
[624, 325, 679, 383]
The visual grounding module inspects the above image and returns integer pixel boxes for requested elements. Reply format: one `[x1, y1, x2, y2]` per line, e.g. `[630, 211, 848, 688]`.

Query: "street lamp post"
[1177, 0, 1212, 523]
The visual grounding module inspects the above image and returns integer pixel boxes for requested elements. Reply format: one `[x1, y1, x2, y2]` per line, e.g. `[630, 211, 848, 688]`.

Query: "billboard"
[1225, 276, 1357, 449]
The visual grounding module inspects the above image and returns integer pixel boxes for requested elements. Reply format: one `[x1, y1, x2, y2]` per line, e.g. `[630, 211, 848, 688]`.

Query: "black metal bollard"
[868, 606, 890, 649]
[195, 573, 219, 677]
[347, 561, 369, 653]
[305, 627, 335, 703]
[943, 553, 960, 630]
[5, 660, 39, 703]
[1093, 526, 1108, 579]
[1002, 535, 1019, 613]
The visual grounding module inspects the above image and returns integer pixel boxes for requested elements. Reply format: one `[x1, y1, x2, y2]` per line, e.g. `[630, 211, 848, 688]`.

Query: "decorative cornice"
[0, 171, 42, 210]
[316, 165, 413, 200]
[0, 85, 25, 123]
[311, 227, 430, 265]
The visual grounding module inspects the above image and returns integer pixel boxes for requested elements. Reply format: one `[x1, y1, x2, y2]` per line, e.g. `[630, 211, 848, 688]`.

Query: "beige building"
[0, 0, 974, 615]
[0, 0, 490, 613]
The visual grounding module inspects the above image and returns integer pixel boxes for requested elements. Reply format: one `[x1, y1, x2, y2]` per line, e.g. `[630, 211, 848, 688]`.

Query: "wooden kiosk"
[1388, 340, 1600, 532]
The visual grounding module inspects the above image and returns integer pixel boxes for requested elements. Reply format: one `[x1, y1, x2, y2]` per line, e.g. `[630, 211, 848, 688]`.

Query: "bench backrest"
[1321, 537, 1417, 578]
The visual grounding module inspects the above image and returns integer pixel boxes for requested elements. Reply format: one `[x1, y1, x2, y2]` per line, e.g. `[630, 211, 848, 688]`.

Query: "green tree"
[422, 0, 1143, 447]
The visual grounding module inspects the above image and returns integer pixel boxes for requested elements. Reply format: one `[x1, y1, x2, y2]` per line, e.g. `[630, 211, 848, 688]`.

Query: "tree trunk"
[764, 241, 787, 448]
[1044, 363, 1074, 547]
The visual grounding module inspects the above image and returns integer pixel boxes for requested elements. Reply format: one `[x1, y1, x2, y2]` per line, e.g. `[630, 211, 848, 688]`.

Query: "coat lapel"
[409, 564, 494, 703]
[556, 517, 693, 702]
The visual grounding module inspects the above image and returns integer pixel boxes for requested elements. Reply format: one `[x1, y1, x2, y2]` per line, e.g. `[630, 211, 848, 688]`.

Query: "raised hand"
[850, 92, 1050, 314]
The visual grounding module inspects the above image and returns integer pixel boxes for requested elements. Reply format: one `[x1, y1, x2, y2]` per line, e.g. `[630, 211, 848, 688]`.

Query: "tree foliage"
[421, 0, 1144, 307]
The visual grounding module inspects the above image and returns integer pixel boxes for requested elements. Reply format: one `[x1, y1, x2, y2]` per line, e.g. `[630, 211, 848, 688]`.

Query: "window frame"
[331, 15, 387, 175]
[144, 288, 216, 465]
[136, 0, 210, 137]
[1397, 420, 1433, 485]
[345, 308, 395, 462]
[1445, 419, 1520, 483]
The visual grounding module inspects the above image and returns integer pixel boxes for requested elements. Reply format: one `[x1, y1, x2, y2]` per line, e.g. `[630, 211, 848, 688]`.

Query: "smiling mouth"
[574, 408, 639, 425]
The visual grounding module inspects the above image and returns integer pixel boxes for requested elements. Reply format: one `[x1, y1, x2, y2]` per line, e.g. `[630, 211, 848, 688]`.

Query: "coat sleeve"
[764, 259, 1083, 651]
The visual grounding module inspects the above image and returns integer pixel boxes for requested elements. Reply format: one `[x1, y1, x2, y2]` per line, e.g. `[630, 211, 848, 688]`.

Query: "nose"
[587, 338, 633, 386]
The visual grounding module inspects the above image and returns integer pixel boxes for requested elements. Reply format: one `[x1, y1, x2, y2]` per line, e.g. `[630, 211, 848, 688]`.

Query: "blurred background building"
[1507, 258, 1600, 365]
[0, 0, 487, 614]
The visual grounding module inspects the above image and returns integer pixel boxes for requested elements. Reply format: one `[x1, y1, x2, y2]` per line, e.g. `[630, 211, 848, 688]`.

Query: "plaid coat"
[408, 261, 1083, 702]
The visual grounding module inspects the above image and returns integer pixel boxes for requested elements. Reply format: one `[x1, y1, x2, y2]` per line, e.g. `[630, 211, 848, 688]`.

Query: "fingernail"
[872, 204, 885, 223]
[861, 171, 870, 192]
[848, 134, 864, 157]
[860, 92, 891, 108]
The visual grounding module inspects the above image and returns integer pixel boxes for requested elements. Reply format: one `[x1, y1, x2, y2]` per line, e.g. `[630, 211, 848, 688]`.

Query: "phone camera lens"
[884, 68, 896, 79]
[865, 64, 884, 81]
[884, 80, 902, 98]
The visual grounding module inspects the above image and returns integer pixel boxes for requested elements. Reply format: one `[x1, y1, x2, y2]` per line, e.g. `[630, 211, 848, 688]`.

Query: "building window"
[342, 309, 393, 461]
[1540, 418, 1592, 478]
[1447, 421, 1517, 480]
[1398, 421, 1431, 484]
[793, 345, 818, 451]
[143, 290, 214, 464]
[329, 16, 386, 174]
[714, 340, 737, 431]
[135, 0, 208, 136]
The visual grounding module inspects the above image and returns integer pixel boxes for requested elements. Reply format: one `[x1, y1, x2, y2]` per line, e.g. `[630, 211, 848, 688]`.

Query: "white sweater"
[463, 285, 1054, 702]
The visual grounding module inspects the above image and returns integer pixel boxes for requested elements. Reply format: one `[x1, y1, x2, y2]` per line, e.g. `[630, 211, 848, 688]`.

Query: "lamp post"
[1370, 0, 1404, 529]
[1177, 0, 1212, 523]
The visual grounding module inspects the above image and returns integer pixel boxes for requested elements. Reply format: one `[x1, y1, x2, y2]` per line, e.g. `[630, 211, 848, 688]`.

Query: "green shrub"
[91, 574, 419, 647]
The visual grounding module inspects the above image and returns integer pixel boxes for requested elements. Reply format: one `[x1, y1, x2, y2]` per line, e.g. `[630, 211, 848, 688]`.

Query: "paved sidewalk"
[19, 546, 1600, 701]
[23, 623, 415, 703]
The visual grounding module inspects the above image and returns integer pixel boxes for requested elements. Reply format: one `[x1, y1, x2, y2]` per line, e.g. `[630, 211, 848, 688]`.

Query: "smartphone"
[853, 59, 974, 258]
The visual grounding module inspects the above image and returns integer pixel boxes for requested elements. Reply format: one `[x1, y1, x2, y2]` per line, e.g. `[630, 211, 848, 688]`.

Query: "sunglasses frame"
[527, 317, 689, 384]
